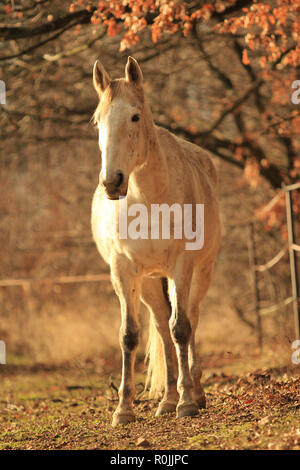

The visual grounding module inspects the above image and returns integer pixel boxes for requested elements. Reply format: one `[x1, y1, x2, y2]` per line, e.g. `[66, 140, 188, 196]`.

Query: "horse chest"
[114, 236, 172, 271]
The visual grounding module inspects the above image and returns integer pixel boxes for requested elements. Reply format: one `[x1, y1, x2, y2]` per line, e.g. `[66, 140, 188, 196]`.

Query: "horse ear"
[93, 60, 111, 97]
[125, 56, 143, 87]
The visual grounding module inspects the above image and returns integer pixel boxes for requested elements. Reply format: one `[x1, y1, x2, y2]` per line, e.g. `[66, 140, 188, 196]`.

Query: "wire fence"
[0, 183, 299, 348]
[0, 273, 110, 288]
[248, 182, 300, 349]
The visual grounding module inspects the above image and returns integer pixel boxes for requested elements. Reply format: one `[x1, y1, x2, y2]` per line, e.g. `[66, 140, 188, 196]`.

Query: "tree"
[1, 0, 299, 232]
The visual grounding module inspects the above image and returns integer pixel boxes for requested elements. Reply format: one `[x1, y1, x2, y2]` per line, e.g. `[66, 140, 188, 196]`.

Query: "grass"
[0, 349, 299, 450]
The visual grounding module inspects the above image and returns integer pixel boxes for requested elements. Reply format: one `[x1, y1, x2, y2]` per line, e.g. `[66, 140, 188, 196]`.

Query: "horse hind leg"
[188, 263, 214, 410]
[141, 277, 179, 416]
[188, 333, 206, 409]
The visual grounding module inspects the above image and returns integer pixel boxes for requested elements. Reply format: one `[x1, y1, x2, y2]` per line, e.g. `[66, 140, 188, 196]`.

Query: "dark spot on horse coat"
[121, 319, 139, 351]
[123, 330, 139, 351]
[170, 310, 191, 346]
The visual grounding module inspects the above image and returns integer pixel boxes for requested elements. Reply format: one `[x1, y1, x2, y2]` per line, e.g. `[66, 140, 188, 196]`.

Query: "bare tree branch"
[0, 23, 76, 61]
[0, 8, 95, 40]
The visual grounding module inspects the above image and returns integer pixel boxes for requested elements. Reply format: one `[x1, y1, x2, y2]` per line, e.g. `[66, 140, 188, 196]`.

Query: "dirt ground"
[0, 347, 299, 451]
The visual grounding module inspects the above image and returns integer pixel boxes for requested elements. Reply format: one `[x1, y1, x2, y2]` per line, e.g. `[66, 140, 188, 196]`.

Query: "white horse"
[91, 57, 221, 426]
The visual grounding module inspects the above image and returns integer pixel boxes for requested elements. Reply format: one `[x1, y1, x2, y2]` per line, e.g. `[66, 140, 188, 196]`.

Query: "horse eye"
[131, 114, 140, 122]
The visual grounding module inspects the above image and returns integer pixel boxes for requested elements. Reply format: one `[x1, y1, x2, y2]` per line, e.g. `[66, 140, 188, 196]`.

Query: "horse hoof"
[155, 400, 177, 417]
[112, 411, 136, 427]
[176, 402, 199, 418]
[196, 393, 206, 409]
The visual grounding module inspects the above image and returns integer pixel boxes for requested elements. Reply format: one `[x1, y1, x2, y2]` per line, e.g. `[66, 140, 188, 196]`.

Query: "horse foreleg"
[111, 260, 141, 426]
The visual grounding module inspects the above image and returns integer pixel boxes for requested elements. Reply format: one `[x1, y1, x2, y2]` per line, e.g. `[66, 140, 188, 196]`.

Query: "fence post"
[284, 185, 300, 340]
[248, 222, 263, 351]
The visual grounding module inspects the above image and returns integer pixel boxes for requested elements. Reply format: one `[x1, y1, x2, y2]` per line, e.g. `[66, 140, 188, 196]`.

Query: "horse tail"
[145, 278, 170, 398]
[145, 312, 165, 398]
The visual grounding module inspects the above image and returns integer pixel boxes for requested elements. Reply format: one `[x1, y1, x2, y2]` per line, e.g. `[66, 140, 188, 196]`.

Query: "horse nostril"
[115, 172, 124, 188]
[101, 171, 124, 193]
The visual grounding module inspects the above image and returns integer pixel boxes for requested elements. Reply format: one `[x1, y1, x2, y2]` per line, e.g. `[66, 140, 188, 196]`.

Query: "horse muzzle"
[100, 171, 128, 200]
[105, 187, 128, 200]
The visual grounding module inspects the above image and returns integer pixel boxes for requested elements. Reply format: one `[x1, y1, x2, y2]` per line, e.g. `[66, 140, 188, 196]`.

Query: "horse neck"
[129, 106, 169, 203]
